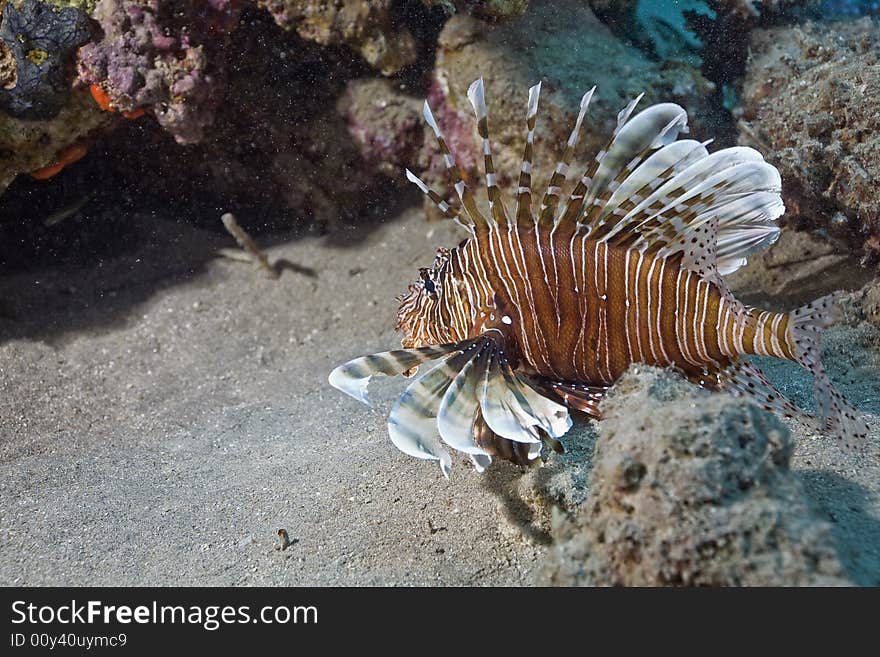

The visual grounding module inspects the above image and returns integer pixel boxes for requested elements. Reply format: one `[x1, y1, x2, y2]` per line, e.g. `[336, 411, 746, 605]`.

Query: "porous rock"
[0, 0, 98, 119]
[541, 367, 850, 586]
[258, 0, 417, 76]
[739, 18, 880, 259]
[338, 78, 424, 180]
[78, 0, 245, 145]
[0, 86, 111, 193]
[422, 0, 529, 20]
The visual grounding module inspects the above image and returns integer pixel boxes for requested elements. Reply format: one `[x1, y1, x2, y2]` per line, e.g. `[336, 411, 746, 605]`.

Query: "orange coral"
[30, 143, 88, 180]
[89, 83, 113, 111]
[89, 83, 145, 119]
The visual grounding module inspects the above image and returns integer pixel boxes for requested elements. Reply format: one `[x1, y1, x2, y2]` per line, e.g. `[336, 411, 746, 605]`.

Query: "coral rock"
[338, 78, 424, 179]
[77, 0, 245, 144]
[541, 367, 851, 586]
[422, 0, 530, 20]
[0, 0, 98, 119]
[0, 86, 111, 193]
[258, 0, 417, 75]
[739, 18, 880, 258]
[94, 11, 381, 225]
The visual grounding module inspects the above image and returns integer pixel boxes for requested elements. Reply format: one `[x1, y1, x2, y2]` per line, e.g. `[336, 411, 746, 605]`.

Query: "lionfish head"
[395, 248, 451, 350]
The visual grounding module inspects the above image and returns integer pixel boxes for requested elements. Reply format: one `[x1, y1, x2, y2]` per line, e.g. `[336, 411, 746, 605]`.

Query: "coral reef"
[337, 78, 424, 180]
[91, 10, 382, 225]
[541, 367, 851, 586]
[421, 0, 529, 20]
[77, 0, 245, 145]
[0, 0, 97, 119]
[589, 1, 813, 82]
[739, 18, 880, 258]
[257, 0, 417, 76]
[0, 86, 111, 193]
[422, 0, 716, 218]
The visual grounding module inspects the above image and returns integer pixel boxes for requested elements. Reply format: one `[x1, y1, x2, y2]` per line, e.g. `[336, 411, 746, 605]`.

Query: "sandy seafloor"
[1, 205, 879, 586]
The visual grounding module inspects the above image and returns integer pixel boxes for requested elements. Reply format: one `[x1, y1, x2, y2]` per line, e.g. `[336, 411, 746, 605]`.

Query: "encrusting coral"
[739, 17, 880, 259]
[257, 0, 417, 76]
[77, 0, 245, 145]
[541, 367, 851, 586]
[0, 0, 97, 119]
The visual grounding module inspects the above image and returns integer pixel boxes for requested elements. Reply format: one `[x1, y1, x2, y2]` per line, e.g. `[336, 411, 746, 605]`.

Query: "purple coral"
[77, 0, 244, 144]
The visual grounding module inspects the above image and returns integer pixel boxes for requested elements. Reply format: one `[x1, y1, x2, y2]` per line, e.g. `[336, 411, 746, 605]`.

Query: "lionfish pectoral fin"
[435, 337, 572, 469]
[386, 343, 484, 477]
[437, 342, 492, 455]
[328, 341, 475, 406]
[789, 295, 869, 452]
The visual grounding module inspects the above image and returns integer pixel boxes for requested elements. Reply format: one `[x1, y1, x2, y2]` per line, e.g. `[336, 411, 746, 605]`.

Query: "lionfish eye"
[424, 278, 436, 294]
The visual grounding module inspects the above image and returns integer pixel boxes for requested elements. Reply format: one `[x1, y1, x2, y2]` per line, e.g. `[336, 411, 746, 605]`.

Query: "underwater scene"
[1, 0, 879, 588]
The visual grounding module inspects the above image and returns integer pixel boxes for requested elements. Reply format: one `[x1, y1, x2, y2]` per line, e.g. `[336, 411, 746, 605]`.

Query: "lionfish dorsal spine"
[540, 86, 595, 229]
[466, 78, 508, 226]
[553, 93, 644, 228]
[421, 100, 484, 227]
[514, 81, 542, 227]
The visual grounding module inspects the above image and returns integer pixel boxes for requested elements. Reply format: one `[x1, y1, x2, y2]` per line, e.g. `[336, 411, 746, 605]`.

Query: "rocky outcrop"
[541, 367, 851, 586]
[0, 0, 97, 119]
[77, 0, 245, 145]
[258, 0, 417, 75]
[739, 18, 880, 259]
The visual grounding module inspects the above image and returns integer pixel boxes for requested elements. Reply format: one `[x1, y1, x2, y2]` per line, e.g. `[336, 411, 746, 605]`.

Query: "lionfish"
[329, 78, 868, 476]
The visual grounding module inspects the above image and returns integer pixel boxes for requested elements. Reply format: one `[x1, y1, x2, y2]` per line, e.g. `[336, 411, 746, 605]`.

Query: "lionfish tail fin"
[789, 295, 869, 452]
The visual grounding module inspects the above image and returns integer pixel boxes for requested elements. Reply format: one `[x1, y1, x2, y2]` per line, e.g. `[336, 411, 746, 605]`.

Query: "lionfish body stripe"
[331, 77, 869, 476]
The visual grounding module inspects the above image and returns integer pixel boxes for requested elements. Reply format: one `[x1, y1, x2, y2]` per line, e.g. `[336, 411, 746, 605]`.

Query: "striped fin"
[598, 146, 782, 277]
[422, 100, 487, 227]
[789, 295, 869, 452]
[581, 106, 689, 228]
[542, 380, 609, 418]
[709, 359, 803, 421]
[635, 161, 781, 252]
[558, 99, 688, 226]
[473, 413, 540, 466]
[479, 351, 542, 444]
[404, 168, 465, 227]
[499, 364, 573, 439]
[388, 356, 464, 477]
[556, 95, 645, 227]
[467, 78, 508, 225]
[328, 342, 473, 405]
[538, 86, 595, 228]
[600, 146, 766, 243]
[515, 81, 542, 227]
[436, 343, 491, 455]
[597, 139, 709, 227]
